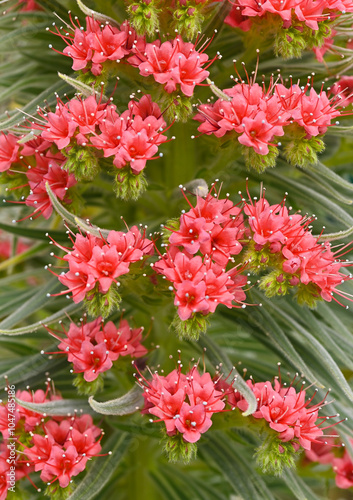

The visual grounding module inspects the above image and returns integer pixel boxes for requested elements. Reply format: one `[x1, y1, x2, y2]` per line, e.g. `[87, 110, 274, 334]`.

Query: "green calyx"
[114, 167, 148, 201]
[160, 92, 194, 123]
[244, 241, 279, 271]
[73, 372, 104, 396]
[274, 26, 307, 60]
[127, 1, 160, 36]
[171, 312, 210, 341]
[295, 282, 322, 308]
[172, 3, 204, 39]
[84, 284, 122, 318]
[162, 432, 198, 464]
[45, 483, 74, 500]
[255, 435, 301, 475]
[63, 145, 99, 181]
[242, 145, 279, 173]
[283, 135, 325, 168]
[259, 270, 297, 298]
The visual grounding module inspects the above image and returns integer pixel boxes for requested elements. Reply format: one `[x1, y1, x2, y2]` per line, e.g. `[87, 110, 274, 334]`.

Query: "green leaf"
[199, 334, 257, 416]
[0, 221, 68, 242]
[282, 469, 323, 500]
[0, 80, 70, 131]
[46, 183, 110, 238]
[15, 397, 92, 416]
[305, 161, 353, 193]
[58, 72, 108, 101]
[0, 347, 66, 389]
[0, 302, 81, 336]
[88, 385, 143, 415]
[0, 277, 62, 330]
[248, 298, 319, 386]
[67, 433, 132, 500]
[201, 433, 275, 500]
[270, 305, 353, 402]
[76, 0, 121, 26]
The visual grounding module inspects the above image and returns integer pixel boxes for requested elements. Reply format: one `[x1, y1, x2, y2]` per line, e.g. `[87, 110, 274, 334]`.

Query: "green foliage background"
[0, 0, 353, 499]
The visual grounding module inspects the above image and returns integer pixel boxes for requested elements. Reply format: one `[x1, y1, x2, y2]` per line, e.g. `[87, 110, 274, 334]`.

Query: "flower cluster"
[33, 94, 169, 199]
[216, 371, 345, 475]
[0, 385, 104, 498]
[154, 187, 249, 339]
[51, 13, 216, 122]
[50, 226, 153, 317]
[136, 363, 227, 458]
[128, 37, 214, 98]
[243, 188, 353, 307]
[45, 316, 147, 393]
[224, 0, 353, 59]
[195, 77, 349, 171]
[51, 17, 135, 77]
[0, 134, 77, 220]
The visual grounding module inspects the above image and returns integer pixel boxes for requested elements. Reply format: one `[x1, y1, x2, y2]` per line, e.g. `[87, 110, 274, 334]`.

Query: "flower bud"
[171, 312, 210, 341]
[114, 167, 148, 201]
[163, 432, 198, 464]
[63, 145, 99, 181]
[241, 145, 279, 173]
[255, 435, 301, 476]
[73, 372, 104, 396]
[283, 136, 325, 167]
[127, 0, 160, 37]
[84, 284, 122, 318]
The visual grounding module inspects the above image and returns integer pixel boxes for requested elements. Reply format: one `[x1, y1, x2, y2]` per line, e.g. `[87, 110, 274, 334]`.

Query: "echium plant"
[0, 0, 353, 499]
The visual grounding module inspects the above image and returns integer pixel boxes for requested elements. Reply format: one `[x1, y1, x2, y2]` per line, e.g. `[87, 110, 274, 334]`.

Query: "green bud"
[45, 483, 74, 500]
[114, 167, 148, 201]
[306, 20, 332, 50]
[73, 372, 104, 396]
[274, 26, 307, 59]
[84, 284, 122, 318]
[127, 1, 160, 37]
[255, 435, 300, 476]
[162, 432, 197, 464]
[283, 136, 325, 168]
[160, 92, 193, 123]
[258, 270, 290, 298]
[171, 312, 210, 341]
[243, 240, 278, 272]
[242, 145, 279, 173]
[63, 145, 99, 181]
[172, 3, 204, 39]
[295, 282, 322, 308]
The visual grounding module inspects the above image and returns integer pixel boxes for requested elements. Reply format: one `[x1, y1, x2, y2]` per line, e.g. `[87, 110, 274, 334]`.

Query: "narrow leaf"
[305, 161, 353, 193]
[15, 397, 92, 416]
[282, 469, 323, 500]
[0, 348, 66, 389]
[76, 0, 121, 26]
[58, 73, 107, 101]
[0, 277, 62, 330]
[67, 432, 132, 500]
[88, 385, 143, 415]
[46, 183, 109, 238]
[0, 302, 81, 336]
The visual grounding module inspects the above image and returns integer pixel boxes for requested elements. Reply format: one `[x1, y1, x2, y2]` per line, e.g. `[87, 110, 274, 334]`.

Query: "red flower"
[41, 445, 88, 488]
[174, 403, 213, 443]
[0, 133, 20, 172]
